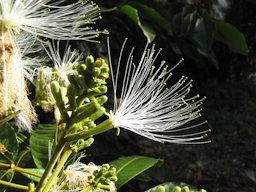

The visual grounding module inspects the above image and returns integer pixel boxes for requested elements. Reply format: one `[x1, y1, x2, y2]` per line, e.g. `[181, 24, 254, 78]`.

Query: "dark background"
[79, 0, 256, 191]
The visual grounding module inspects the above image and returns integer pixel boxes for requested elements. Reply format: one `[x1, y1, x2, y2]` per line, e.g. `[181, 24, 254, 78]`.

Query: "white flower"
[45, 40, 82, 83]
[108, 39, 210, 144]
[14, 33, 46, 82]
[0, 0, 105, 41]
[51, 156, 113, 192]
[0, 34, 37, 131]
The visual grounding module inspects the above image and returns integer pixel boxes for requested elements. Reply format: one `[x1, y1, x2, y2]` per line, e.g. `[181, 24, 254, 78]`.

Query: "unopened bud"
[172, 186, 181, 192]
[181, 186, 189, 192]
[155, 186, 165, 192]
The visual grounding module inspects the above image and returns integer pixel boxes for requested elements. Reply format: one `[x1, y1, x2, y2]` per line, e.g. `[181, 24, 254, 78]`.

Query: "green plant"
[0, 1, 215, 191]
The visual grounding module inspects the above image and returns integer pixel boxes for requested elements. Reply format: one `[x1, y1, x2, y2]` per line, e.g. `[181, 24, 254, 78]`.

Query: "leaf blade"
[120, 4, 156, 43]
[29, 124, 56, 168]
[111, 155, 162, 188]
[213, 19, 249, 55]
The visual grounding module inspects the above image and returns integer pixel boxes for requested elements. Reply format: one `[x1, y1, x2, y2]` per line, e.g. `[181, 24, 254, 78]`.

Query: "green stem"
[81, 185, 93, 192]
[42, 147, 73, 192]
[0, 162, 9, 168]
[0, 163, 42, 178]
[35, 138, 65, 192]
[28, 182, 35, 192]
[0, 180, 29, 191]
[14, 166, 42, 178]
[100, 7, 118, 13]
[65, 118, 114, 142]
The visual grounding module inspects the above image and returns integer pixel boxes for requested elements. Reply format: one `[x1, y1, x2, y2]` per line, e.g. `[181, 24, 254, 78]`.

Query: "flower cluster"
[0, 0, 104, 41]
[51, 160, 117, 192]
[0, 0, 102, 131]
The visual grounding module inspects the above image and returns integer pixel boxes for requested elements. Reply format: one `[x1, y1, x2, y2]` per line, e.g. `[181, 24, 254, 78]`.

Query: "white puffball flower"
[108, 39, 210, 144]
[0, 0, 105, 41]
[14, 32, 46, 82]
[45, 41, 82, 84]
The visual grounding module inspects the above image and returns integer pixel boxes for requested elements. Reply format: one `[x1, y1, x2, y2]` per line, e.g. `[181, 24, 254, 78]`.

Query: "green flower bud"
[96, 95, 108, 105]
[172, 186, 181, 192]
[76, 75, 88, 90]
[92, 67, 101, 77]
[67, 84, 77, 110]
[77, 64, 87, 74]
[100, 71, 109, 79]
[86, 55, 95, 66]
[51, 81, 69, 119]
[70, 102, 105, 125]
[95, 58, 103, 67]
[50, 81, 60, 100]
[60, 87, 68, 104]
[155, 186, 165, 192]
[68, 74, 79, 90]
[70, 138, 94, 152]
[100, 67, 109, 74]
[86, 86, 108, 98]
[97, 183, 110, 191]
[181, 186, 189, 192]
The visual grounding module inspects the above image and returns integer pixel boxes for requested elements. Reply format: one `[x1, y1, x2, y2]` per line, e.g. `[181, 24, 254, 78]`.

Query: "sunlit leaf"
[111, 155, 162, 188]
[21, 169, 44, 182]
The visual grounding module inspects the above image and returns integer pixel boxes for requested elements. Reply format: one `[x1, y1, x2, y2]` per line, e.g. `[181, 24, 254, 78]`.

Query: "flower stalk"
[65, 118, 114, 142]
[42, 147, 73, 192]
[35, 138, 66, 192]
[0, 162, 42, 178]
[0, 180, 29, 191]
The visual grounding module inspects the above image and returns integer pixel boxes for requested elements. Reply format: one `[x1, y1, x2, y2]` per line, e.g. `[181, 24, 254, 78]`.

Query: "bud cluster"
[42, 55, 109, 151]
[52, 162, 117, 192]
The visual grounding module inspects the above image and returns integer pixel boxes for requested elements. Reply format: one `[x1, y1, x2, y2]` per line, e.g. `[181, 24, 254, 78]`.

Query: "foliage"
[93, 0, 248, 71]
[0, 0, 251, 192]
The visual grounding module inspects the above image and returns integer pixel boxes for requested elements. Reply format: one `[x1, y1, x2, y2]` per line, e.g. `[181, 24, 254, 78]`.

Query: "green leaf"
[21, 169, 44, 182]
[30, 124, 56, 168]
[213, 19, 249, 55]
[120, 4, 156, 43]
[192, 17, 218, 68]
[0, 170, 14, 192]
[145, 182, 203, 192]
[111, 155, 162, 188]
[0, 123, 18, 162]
[193, 18, 215, 52]
[129, 2, 172, 34]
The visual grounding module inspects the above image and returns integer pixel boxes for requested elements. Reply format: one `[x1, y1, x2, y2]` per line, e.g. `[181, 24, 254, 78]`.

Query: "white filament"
[108, 39, 210, 144]
[0, 0, 104, 41]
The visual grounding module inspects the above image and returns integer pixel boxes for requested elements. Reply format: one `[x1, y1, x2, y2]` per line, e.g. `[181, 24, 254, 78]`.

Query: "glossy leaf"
[30, 124, 56, 168]
[0, 123, 18, 162]
[120, 4, 156, 42]
[129, 2, 172, 34]
[192, 17, 218, 67]
[213, 19, 249, 55]
[111, 155, 162, 188]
